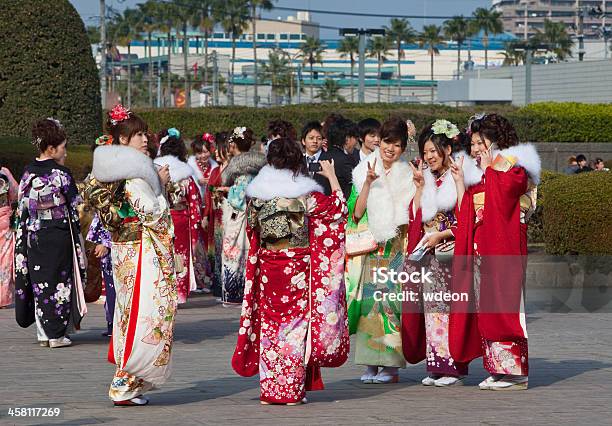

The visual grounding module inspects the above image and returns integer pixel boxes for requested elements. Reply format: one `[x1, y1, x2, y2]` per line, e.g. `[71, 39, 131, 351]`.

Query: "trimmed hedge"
[543, 171, 612, 255]
[0, 136, 92, 181]
[0, 0, 102, 145]
[527, 170, 564, 244]
[132, 102, 612, 143]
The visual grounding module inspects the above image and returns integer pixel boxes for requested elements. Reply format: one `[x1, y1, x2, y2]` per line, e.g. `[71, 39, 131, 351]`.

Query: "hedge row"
[132, 102, 612, 144]
[542, 171, 612, 255]
[0, 0, 102, 146]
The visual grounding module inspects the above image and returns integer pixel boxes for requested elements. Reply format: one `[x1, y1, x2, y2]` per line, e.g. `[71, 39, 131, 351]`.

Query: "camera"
[308, 161, 322, 173]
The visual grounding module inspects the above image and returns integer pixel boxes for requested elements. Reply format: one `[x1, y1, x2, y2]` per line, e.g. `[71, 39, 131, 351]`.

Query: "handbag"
[345, 223, 378, 256]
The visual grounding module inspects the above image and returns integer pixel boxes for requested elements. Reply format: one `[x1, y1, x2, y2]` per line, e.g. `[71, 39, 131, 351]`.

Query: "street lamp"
[339, 28, 385, 103]
[512, 41, 548, 105]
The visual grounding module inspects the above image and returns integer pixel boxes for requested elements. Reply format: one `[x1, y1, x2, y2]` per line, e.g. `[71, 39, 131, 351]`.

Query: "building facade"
[493, 0, 611, 39]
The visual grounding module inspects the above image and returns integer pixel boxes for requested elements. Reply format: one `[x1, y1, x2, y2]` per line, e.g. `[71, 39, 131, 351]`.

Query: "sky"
[70, 0, 492, 38]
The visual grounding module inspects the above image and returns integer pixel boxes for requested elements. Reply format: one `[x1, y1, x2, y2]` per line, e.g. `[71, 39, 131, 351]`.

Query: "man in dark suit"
[324, 118, 360, 199]
[300, 121, 332, 194]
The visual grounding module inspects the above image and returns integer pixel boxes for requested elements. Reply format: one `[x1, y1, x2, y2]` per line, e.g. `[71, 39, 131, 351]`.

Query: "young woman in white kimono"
[84, 105, 177, 406]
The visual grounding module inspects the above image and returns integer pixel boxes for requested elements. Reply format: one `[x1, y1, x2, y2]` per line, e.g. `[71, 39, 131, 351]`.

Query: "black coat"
[325, 146, 358, 199]
[304, 150, 333, 195]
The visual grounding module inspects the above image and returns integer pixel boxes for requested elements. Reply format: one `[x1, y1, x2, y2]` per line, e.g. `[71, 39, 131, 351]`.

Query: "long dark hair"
[158, 128, 188, 162]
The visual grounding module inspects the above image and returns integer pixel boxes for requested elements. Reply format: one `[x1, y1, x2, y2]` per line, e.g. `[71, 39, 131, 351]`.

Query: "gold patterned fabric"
[247, 197, 309, 249]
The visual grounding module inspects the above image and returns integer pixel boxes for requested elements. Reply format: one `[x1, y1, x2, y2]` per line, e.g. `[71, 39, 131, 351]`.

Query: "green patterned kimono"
[346, 185, 408, 368]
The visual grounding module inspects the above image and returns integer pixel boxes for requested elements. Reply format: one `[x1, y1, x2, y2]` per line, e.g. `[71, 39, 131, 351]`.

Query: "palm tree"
[153, 2, 179, 107]
[443, 16, 471, 79]
[249, 0, 274, 107]
[114, 8, 142, 108]
[384, 18, 416, 97]
[214, 0, 250, 105]
[137, 1, 159, 107]
[260, 48, 292, 105]
[501, 41, 525, 66]
[471, 7, 503, 69]
[418, 24, 445, 103]
[533, 19, 574, 61]
[367, 35, 391, 103]
[298, 36, 326, 102]
[336, 36, 358, 102]
[191, 0, 216, 90]
[316, 79, 346, 103]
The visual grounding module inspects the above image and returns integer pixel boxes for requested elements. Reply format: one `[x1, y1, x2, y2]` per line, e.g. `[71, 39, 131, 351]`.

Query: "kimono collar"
[154, 155, 195, 183]
[246, 165, 323, 200]
[92, 145, 162, 196]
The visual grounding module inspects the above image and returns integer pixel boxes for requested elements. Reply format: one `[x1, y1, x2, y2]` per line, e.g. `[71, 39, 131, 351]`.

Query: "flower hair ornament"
[109, 104, 132, 125]
[229, 126, 246, 143]
[201, 132, 216, 153]
[431, 119, 460, 139]
[466, 113, 487, 136]
[95, 135, 113, 146]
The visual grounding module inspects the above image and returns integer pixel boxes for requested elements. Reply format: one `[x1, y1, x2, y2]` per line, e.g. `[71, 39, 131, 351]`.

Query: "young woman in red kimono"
[155, 128, 209, 304]
[449, 113, 540, 391]
[232, 138, 349, 405]
[402, 120, 482, 387]
[188, 133, 218, 293]
[207, 134, 231, 299]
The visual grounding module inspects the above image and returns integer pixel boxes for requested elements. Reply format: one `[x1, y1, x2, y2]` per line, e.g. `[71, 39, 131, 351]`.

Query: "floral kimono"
[232, 166, 349, 404]
[87, 213, 115, 334]
[207, 165, 225, 298]
[85, 145, 177, 402]
[450, 144, 540, 377]
[0, 168, 18, 307]
[14, 159, 87, 339]
[220, 151, 266, 304]
[189, 155, 218, 292]
[345, 150, 416, 368]
[401, 159, 482, 375]
[155, 155, 210, 304]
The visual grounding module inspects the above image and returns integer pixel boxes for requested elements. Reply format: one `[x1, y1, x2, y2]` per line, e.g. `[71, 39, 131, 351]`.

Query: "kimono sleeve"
[124, 178, 170, 229]
[83, 177, 124, 233]
[306, 189, 347, 221]
[14, 172, 34, 328]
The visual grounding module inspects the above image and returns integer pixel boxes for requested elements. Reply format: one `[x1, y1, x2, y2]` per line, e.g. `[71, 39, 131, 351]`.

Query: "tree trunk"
[397, 43, 402, 97]
[350, 57, 355, 103]
[184, 23, 190, 108]
[204, 32, 209, 86]
[430, 51, 434, 103]
[252, 3, 258, 107]
[457, 42, 461, 79]
[127, 43, 132, 108]
[377, 56, 381, 103]
[148, 32, 153, 107]
[310, 61, 314, 101]
[231, 37, 236, 106]
[167, 33, 172, 107]
[484, 33, 489, 69]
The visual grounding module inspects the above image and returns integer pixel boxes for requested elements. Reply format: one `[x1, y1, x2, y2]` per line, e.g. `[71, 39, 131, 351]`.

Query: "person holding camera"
[301, 121, 332, 193]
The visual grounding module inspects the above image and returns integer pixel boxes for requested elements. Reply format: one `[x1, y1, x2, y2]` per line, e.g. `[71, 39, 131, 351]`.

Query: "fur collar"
[454, 151, 484, 188]
[246, 165, 323, 200]
[92, 145, 161, 195]
[222, 151, 266, 186]
[187, 156, 218, 182]
[495, 143, 542, 184]
[420, 169, 457, 222]
[154, 155, 194, 183]
[352, 150, 416, 242]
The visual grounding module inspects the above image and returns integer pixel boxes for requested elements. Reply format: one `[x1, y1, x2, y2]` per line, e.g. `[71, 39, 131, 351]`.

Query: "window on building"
[267, 33, 275, 40]
[257, 33, 265, 40]
[213, 32, 224, 39]
[280, 34, 288, 40]
[290, 34, 300, 40]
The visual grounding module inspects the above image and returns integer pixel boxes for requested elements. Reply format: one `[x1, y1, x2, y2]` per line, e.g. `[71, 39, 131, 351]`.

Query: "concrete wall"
[464, 59, 612, 105]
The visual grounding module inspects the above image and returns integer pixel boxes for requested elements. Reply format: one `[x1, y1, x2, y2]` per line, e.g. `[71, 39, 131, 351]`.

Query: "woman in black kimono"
[14, 118, 87, 348]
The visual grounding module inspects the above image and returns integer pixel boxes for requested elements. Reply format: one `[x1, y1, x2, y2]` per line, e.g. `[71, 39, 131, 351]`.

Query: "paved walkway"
[1, 294, 612, 425]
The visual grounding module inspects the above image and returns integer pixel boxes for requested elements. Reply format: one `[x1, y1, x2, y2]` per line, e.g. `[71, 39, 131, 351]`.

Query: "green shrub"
[130, 102, 612, 143]
[0, 136, 92, 181]
[513, 102, 612, 142]
[543, 171, 612, 254]
[527, 170, 564, 244]
[0, 0, 102, 145]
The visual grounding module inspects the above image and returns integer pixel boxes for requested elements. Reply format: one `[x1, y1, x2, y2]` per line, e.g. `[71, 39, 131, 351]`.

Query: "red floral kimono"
[206, 165, 226, 295]
[232, 166, 349, 404]
[450, 145, 540, 376]
[155, 155, 209, 304]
